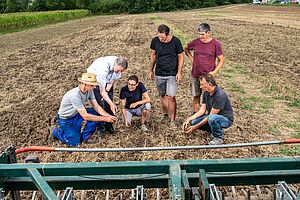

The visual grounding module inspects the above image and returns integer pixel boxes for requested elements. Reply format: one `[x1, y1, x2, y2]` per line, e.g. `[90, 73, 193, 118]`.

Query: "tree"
[0, 0, 6, 13]
[5, 0, 22, 12]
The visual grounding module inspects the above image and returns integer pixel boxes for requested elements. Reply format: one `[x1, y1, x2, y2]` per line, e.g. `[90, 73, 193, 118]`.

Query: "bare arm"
[184, 107, 220, 134]
[100, 87, 117, 114]
[183, 104, 206, 129]
[105, 81, 114, 93]
[209, 54, 224, 77]
[184, 47, 193, 62]
[150, 49, 156, 80]
[77, 107, 116, 123]
[129, 92, 151, 109]
[90, 99, 110, 116]
[176, 52, 184, 82]
[121, 99, 130, 127]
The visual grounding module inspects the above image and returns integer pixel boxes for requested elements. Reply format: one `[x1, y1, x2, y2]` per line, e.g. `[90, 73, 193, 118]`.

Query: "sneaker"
[170, 121, 178, 129]
[206, 133, 214, 141]
[209, 138, 223, 145]
[141, 124, 148, 132]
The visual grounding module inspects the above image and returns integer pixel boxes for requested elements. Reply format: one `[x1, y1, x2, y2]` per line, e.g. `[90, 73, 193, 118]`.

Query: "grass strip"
[0, 10, 91, 34]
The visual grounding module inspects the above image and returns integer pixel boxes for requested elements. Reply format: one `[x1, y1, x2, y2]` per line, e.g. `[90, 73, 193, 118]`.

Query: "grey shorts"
[190, 76, 202, 97]
[156, 76, 178, 96]
[123, 103, 151, 123]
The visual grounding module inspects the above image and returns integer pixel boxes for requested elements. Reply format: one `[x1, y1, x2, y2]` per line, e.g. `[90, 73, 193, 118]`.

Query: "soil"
[0, 4, 300, 198]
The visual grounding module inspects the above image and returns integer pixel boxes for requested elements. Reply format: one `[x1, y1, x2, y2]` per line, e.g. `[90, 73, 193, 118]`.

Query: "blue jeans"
[53, 108, 102, 146]
[191, 114, 232, 139]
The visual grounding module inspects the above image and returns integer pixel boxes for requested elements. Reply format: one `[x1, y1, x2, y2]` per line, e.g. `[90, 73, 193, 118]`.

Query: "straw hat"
[78, 73, 99, 86]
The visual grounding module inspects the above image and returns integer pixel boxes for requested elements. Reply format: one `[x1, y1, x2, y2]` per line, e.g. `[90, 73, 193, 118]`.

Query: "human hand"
[176, 72, 182, 82]
[185, 125, 197, 134]
[150, 71, 154, 80]
[125, 120, 131, 127]
[105, 115, 117, 123]
[129, 102, 138, 109]
[182, 119, 190, 130]
[110, 104, 117, 115]
[208, 71, 216, 77]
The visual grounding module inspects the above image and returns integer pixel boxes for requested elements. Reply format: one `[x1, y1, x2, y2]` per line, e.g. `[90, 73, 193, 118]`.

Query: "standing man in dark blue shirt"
[183, 74, 233, 145]
[150, 24, 184, 129]
[120, 75, 151, 132]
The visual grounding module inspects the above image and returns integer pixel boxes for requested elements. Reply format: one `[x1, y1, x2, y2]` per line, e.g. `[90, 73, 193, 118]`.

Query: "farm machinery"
[1, 140, 300, 200]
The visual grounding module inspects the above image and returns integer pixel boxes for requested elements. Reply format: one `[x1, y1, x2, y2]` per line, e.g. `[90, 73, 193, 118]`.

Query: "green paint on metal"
[199, 169, 210, 200]
[27, 168, 58, 200]
[169, 164, 182, 200]
[181, 170, 191, 199]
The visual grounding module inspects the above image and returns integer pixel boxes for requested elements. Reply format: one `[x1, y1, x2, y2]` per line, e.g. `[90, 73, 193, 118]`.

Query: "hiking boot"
[141, 124, 148, 132]
[209, 138, 223, 145]
[170, 121, 178, 129]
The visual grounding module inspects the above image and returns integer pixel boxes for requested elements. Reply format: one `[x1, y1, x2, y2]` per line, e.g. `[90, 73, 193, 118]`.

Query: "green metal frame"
[1, 147, 300, 199]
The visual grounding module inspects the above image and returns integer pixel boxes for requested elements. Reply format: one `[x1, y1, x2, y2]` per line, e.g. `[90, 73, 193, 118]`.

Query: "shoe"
[49, 125, 57, 134]
[83, 138, 97, 144]
[106, 123, 115, 134]
[161, 114, 169, 124]
[170, 121, 178, 129]
[141, 124, 148, 132]
[206, 133, 214, 141]
[48, 125, 59, 142]
[209, 138, 223, 145]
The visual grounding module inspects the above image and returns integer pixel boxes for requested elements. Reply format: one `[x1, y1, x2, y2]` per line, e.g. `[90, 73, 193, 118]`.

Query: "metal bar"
[181, 170, 191, 199]
[26, 168, 58, 200]
[15, 141, 284, 154]
[2, 157, 300, 177]
[199, 169, 210, 200]
[169, 164, 182, 200]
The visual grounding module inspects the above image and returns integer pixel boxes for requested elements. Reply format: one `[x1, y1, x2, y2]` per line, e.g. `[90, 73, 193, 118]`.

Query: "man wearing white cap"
[52, 73, 116, 146]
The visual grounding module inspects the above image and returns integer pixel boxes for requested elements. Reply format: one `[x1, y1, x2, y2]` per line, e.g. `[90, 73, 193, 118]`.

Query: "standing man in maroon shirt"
[184, 23, 224, 113]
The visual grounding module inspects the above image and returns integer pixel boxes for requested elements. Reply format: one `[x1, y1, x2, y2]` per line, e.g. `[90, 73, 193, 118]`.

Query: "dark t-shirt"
[187, 38, 223, 78]
[120, 82, 147, 109]
[150, 36, 184, 76]
[202, 86, 234, 122]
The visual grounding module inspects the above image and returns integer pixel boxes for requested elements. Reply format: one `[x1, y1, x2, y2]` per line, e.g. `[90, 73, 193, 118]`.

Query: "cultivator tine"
[156, 188, 160, 200]
[192, 187, 201, 200]
[256, 185, 262, 199]
[0, 188, 5, 199]
[80, 190, 85, 200]
[276, 181, 297, 200]
[31, 191, 37, 200]
[105, 190, 110, 200]
[231, 186, 237, 200]
[241, 189, 251, 200]
[61, 187, 74, 200]
[209, 184, 222, 200]
[130, 185, 146, 200]
[118, 193, 123, 200]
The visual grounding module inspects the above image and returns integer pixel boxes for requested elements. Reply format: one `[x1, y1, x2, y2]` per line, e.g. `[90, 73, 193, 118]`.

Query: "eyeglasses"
[128, 83, 137, 87]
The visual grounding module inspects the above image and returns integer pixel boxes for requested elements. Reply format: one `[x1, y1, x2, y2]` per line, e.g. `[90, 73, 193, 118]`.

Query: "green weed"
[279, 146, 300, 156]
[227, 83, 245, 94]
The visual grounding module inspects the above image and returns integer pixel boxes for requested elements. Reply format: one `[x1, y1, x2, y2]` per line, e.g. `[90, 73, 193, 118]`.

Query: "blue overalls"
[52, 108, 103, 146]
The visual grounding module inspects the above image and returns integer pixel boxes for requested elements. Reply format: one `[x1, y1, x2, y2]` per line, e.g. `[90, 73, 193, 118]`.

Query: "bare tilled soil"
[0, 5, 300, 166]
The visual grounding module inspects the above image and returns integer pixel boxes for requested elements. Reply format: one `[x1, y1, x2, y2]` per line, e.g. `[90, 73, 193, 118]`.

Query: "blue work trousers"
[191, 114, 232, 139]
[53, 108, 102, 146]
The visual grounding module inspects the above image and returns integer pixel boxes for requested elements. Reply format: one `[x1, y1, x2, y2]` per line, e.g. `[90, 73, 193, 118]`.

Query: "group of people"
[51, 23, 234, 146]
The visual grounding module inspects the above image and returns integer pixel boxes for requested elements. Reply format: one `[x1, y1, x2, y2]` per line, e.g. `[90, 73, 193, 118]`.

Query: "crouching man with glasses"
[120, 75, 151, 132]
